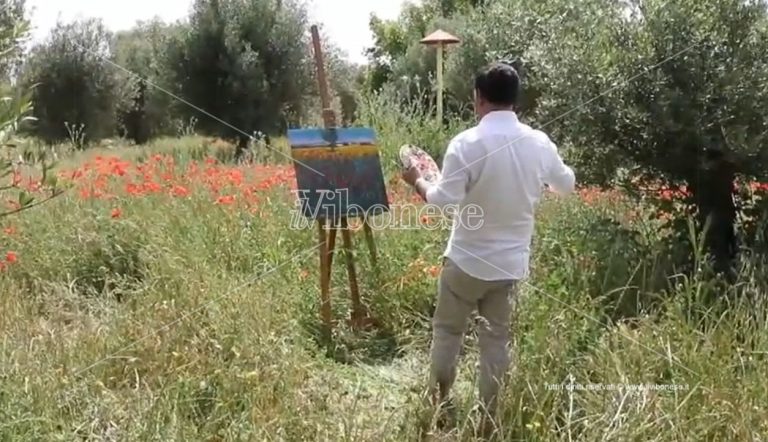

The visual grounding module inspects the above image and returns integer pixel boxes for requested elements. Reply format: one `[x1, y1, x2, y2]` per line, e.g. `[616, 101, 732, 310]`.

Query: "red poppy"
[216, 195, 236, 205]
[750, 182, 768, 193]
[171, 185, 190, 197]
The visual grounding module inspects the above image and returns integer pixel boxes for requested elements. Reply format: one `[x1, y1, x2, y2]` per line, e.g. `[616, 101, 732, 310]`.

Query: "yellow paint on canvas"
[291, 144, 379, 160]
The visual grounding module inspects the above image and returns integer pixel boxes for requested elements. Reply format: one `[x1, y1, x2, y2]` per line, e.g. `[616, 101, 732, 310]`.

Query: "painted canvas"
[288, 127, 389, 220]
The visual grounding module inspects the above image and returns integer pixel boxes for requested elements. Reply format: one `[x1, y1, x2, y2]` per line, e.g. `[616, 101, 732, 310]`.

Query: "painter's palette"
[288, 127, 389, 220]
[399, 144, 441, 183]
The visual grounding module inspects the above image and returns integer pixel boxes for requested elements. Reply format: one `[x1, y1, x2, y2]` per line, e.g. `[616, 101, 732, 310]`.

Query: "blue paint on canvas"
[287, 127, 376, 148]
[288, 127, 389, 220]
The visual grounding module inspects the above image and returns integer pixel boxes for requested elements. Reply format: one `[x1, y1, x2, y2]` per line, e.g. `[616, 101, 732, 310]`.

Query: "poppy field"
[0, 136, 767, 441]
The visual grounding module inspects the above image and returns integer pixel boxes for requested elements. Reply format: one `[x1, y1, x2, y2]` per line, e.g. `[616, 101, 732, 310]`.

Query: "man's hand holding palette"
[399, 144, 441, 184]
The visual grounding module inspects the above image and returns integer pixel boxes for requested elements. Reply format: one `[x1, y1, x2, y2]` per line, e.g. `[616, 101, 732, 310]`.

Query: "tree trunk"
[693, 149, 737, 280]
[133, 81, 149, 145]
[123, 80, 149, 145]
[235, 135, 249, 162]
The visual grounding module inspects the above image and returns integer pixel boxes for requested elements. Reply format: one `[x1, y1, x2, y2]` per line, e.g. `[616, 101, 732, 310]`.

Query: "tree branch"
[0, 189, 66, 220]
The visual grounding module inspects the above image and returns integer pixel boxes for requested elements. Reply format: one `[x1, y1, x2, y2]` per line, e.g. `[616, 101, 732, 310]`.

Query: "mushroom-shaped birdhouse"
[419, 30, 461, 122]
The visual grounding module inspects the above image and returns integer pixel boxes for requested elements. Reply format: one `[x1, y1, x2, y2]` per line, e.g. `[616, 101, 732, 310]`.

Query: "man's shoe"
[471, 404, 499, 440]
[435, 397, 458, 430]
[477, 417, 497, 440]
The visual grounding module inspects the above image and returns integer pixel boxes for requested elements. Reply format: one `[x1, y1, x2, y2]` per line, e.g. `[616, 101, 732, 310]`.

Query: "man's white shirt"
[420, 110, 575, 281]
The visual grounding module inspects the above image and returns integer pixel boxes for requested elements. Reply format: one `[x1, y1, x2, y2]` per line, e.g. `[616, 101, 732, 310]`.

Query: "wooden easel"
[310, 25, 379, 333]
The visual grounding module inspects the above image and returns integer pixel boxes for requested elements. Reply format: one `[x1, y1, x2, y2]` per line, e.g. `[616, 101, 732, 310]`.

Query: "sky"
[25, 0, 411, 65]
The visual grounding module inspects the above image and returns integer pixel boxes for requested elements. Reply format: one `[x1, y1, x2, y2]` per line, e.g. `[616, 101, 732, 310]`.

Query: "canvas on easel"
[287, 25, 386, 333]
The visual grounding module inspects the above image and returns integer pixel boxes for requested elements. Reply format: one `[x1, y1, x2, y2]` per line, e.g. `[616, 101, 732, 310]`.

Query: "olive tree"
[530, 0, 768, 274]
[166, 0, 314, 159]
[112, 19, 181, 144]
[24, 19, 119, 146]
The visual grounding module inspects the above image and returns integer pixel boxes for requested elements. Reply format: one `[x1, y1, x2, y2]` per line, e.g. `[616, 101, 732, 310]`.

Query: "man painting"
[402, 61, 576, 437]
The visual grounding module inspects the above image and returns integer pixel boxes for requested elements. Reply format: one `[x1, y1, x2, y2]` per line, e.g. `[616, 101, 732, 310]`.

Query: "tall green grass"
[0, 89, 766, 441]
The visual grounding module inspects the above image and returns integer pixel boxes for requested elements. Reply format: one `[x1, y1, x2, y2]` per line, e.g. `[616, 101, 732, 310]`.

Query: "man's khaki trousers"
[429, 257, 519, 416]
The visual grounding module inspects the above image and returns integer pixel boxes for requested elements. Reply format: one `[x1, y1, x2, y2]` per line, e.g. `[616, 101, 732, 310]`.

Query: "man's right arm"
[542, 139, 575, 195]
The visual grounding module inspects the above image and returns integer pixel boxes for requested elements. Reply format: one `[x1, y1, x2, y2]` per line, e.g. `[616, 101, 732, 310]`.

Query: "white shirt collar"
[478, 110, 518, 128]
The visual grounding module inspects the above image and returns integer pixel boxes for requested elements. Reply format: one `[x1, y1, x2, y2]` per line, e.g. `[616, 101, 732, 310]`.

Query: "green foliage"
[364, 0, 768, 269]
[0, 1, 63, 218]
[0, 87, 31, 144]
[0, 0, 26, 79]
[23, 18, 119, 146]
[363, 0, 474, 104]
[0, 88, 66, 217]
[5, 0, 361, 151]
[0, 0, 30, 144]
[112, 19, 182, 144]
[165, 0, 314, 151]
[357, 80, 466, 171]
[72, 226, 147, 300]
[527, 0, 768, 185]
[366, 0, 768, 181]
[525, 0, 768, 270]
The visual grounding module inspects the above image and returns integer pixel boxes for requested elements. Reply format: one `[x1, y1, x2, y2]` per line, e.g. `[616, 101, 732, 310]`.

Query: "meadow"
[0, 128, 767, 442]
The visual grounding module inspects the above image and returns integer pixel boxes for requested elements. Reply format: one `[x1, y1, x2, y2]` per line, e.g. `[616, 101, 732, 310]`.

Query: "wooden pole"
[436, 43, 444, 124]
[310, 25, 336, 128]
[326, 222, 337, 283]
[317, 220, 332, 331]
[311, 25, 336, 333]
[363, 220, 378, 269]
[341, 218, 364, 326]
[420, 31, 459, 125]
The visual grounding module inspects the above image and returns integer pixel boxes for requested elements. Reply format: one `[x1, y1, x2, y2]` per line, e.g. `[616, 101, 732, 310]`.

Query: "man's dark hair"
[474, 62, 520, 107]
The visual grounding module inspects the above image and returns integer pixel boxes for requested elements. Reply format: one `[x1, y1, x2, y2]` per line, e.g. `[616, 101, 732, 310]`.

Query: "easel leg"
[340, 218, 365, 328]
[318, 220, 332, 333]
[362, 218, 378, 269]
[326, 220, 338, 283]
